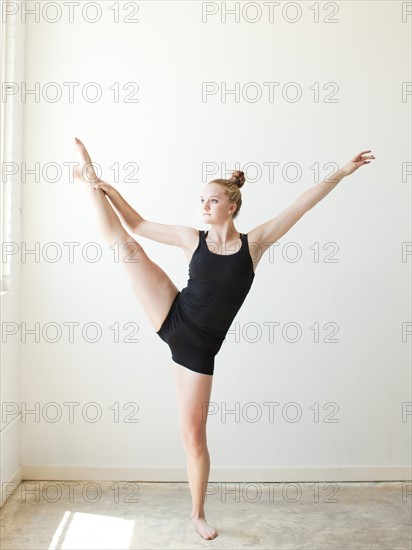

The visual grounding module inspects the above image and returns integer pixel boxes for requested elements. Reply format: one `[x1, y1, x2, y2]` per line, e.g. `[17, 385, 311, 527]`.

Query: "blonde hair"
[208, 170, 245, 219]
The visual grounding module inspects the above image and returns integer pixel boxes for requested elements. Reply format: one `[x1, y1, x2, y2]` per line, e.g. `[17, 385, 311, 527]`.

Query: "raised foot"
[192, 517, 218, 540]
[73, 137, 99, 187]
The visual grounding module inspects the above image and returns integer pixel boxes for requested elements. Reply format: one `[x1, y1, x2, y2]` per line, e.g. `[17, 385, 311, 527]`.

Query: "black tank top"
[178, 229, 255, 344]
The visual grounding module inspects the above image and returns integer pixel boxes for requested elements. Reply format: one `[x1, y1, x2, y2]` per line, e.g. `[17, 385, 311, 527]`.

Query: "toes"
[193, 519, 217, 540]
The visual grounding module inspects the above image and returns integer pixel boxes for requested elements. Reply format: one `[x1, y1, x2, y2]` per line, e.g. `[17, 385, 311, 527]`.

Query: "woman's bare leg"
[74, 138, 179, 330]
[172, 364, 218, 540]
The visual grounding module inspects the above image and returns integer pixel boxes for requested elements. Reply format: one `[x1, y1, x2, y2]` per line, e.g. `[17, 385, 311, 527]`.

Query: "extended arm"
[94, 182, 143, 233]
[248, 150, 375, 258]
[297, 167, 344, 211]
[92, 181, 197, 249]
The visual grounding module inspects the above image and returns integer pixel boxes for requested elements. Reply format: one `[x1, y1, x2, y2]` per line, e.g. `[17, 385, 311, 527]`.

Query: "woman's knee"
[181, 426, 207, 454]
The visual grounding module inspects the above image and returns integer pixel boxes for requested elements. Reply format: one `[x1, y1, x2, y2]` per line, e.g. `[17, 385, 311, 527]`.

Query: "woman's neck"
[206, 226, 240, 244]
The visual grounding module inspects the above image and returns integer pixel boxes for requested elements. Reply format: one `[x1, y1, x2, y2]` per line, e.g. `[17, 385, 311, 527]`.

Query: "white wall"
[5, 1, 412, 483]
[0, 10, 26, 507]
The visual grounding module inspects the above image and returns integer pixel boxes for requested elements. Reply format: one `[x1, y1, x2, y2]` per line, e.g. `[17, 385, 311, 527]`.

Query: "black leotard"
[156, 229, 255, 375]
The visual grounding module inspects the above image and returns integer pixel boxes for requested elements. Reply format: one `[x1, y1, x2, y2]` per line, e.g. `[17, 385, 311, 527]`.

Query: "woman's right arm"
[93, 182, 143, 233]
[93, 181, 198, 249]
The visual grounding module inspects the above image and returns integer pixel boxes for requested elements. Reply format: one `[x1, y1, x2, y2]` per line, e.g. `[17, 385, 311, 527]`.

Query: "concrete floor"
[0, 481, 410, 549]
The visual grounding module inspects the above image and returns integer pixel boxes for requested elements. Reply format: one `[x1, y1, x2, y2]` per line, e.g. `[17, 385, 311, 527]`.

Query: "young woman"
[73, 138, 374, 540]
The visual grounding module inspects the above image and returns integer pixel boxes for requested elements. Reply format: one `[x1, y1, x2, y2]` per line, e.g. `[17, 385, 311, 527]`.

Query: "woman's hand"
[92, 180, 116, 197]
[74, 137, 100, 186]
[341, 150, 375, 177]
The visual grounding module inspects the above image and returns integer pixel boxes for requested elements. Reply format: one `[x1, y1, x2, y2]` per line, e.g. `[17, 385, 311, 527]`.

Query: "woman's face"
[200, 183, 234, 223]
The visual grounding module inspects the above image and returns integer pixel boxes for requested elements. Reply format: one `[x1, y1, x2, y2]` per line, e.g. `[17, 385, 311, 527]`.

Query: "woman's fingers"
[353, 151, 375, 163]
[357, 150, 372, 159]
[93, 182, 110, 195]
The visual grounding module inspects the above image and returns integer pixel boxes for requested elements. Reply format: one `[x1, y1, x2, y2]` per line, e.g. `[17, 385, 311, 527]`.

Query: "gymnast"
[73, 138, 374, 539]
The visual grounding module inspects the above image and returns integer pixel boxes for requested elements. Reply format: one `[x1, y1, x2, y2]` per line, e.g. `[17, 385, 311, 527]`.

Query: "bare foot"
[73, 137, 100, 187]
[192, 517, 218, 540]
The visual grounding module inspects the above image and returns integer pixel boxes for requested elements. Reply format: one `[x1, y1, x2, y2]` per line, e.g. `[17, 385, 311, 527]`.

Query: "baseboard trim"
[0, 466, 23, 508]
[21, 465, 412, 482]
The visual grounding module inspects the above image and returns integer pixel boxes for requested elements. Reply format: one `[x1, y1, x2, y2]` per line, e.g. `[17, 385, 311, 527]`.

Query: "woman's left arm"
[298, 150, 375, 212]
[248, 150, 375, 259]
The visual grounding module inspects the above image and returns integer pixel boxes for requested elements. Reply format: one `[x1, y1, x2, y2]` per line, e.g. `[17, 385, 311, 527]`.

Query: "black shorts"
[156, 292, 222, 376]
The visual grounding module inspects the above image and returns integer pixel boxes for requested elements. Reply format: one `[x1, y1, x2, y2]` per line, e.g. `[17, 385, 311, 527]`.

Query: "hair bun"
[230, 170, 245, 189]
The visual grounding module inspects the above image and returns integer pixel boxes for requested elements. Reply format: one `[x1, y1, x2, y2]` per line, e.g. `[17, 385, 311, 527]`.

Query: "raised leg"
[74, 138, 179, 331]
[172, 364, 218, 540]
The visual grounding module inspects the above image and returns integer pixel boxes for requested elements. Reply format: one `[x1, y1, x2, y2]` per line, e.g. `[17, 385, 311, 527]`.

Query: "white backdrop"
[12, 1, 411, 479]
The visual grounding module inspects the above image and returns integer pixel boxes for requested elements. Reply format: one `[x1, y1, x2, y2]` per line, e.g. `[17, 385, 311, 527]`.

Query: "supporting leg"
[172, 364, 218, 540]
